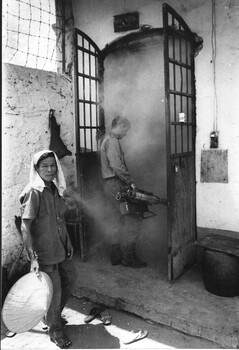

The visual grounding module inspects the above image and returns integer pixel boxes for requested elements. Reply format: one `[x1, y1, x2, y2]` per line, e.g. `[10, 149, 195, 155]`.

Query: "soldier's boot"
[111, 244, 122, 265]
[122, 243, 147, 268]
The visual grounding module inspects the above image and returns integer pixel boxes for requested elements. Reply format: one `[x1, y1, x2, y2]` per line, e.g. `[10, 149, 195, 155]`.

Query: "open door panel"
[163, 3, 197, 280]
[74, 28, 104, 260]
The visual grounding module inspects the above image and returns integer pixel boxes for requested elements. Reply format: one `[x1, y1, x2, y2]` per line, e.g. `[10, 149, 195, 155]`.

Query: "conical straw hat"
[2, 271, 53, 333]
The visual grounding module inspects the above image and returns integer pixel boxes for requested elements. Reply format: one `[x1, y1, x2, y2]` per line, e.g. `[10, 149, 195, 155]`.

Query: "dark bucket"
[202, 249, 239, 297]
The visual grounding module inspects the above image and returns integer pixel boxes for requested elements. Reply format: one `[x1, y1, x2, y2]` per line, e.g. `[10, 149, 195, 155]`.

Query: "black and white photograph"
[1, 0, 239, 349]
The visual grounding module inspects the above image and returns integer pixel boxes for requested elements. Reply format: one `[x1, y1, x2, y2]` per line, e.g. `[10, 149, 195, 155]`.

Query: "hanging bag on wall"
[49, 109, 72, 159]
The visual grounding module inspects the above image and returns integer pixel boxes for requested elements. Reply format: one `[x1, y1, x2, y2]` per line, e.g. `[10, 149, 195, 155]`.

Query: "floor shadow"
[64, 323, 120, 349]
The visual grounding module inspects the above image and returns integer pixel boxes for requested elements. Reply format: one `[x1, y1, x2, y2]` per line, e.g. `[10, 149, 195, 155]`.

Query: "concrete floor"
[63, 252, 239, 349]
[1, 296, 221, 349]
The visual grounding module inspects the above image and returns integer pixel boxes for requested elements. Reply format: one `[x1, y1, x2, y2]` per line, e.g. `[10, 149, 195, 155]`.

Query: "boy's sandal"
[6, 331, 16, 338]
[123, 329, 148, 345]
[84, 306, 106, 323]
[98, 313, 112, 325]
[41, 316, 48, 331]
[50, 335, 71, 348]
[42, 324, 48, 331]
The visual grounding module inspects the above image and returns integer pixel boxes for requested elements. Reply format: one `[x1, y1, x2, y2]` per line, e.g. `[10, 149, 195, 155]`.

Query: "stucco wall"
[2, 63, 76, 267]
[193, 0, 239, 232]
[72, 0, 239, 234]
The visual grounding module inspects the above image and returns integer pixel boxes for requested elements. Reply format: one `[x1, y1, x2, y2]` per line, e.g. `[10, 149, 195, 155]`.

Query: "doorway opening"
[74, 4, 201, 281]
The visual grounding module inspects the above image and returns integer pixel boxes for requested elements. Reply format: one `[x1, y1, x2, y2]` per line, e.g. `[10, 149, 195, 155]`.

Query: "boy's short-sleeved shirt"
[21, 186, 69, 265]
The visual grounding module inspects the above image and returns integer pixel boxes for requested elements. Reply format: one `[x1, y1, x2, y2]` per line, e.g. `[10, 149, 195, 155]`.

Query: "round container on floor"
[202, 249, 239, 297]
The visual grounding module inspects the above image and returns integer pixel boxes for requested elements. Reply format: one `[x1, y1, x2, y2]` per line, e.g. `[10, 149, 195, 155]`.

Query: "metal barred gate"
[74, 28, 104, 260]
[163, 3, 197, 280]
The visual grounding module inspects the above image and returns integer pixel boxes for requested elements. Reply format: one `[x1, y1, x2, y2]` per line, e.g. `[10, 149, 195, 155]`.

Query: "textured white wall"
[194, 0, 239, 232]
[2, 63, 76, 266]
[72, 0, 239, 233]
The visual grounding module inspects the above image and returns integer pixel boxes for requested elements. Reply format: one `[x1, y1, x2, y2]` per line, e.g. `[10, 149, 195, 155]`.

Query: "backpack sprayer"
[116, 187, 168, 219]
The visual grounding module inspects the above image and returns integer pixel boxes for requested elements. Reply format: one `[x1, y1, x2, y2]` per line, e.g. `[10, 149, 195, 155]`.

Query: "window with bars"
[2, 0, 64, 72]
[75, 29, 102, 153]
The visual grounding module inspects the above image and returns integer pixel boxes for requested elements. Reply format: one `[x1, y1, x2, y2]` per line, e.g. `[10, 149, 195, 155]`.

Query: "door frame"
[74, 4, 199, 276]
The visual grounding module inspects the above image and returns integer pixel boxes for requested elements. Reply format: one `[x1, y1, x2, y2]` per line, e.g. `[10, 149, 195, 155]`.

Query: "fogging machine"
[116, 187, 168, 219]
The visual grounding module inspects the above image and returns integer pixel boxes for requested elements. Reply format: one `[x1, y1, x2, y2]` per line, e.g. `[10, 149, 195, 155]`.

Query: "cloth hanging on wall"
[49, 109, 72, 159]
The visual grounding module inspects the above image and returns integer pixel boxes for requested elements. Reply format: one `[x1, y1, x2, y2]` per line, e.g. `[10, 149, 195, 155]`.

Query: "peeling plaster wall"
[2, 63, 76, 267]
[72, 0, 239, 234]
